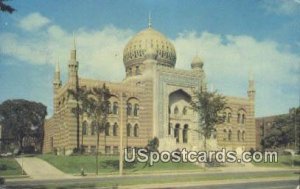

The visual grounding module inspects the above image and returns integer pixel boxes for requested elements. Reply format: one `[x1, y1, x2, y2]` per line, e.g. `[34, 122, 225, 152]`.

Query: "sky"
[0, 0, 299, 117]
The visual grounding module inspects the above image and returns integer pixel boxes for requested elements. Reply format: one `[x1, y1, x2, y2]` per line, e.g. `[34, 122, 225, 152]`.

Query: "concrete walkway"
[15, 157, 74, 179]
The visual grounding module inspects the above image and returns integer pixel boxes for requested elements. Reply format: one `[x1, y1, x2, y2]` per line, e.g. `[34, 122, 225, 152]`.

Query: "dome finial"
[148, 11, 152, 28]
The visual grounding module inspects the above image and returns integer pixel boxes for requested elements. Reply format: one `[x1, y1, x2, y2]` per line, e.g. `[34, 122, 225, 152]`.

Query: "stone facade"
[43, 24, 256, 154]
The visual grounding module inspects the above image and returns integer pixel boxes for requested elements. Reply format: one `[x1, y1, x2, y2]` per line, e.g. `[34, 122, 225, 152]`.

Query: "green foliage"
[0, 99, 47, 151]
[146, 137, 159, 152]
[262, 107, 300, 151]
[0, 0, 16, 14]
[190, 90, 226, 148]
[68, 83, 112, 174]
[68, 84, 111, 131]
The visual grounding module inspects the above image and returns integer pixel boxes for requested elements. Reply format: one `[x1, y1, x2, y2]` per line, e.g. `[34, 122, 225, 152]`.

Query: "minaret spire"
[55, 58, 60, 73]
[70, 32, 77, 61]
[73, 32, 76, 50]
[68, 32, 79, 86]
[148, 12, 152, 28]
[53, 58, 62, 88]
[248, 68, 255, 100]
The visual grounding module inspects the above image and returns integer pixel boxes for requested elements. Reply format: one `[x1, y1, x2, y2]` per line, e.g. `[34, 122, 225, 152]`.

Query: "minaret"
[68, 33, 79, 88]
[191, 55, 207, 92]
[247, 70, 255, 101]
[247, 70, 256, 150]
[53, 60, 62, 93]
[53, 60, 62, 114]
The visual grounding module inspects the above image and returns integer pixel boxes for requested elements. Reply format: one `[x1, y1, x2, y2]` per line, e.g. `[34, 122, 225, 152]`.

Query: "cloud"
[1, 12, 299, 116]
[18, 12, 51, 31]
[261, 0, 300, 15]
[173, 31, 300, 116]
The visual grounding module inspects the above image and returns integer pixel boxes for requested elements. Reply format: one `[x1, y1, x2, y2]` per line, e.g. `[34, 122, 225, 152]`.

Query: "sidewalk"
[15, 157, 74, 179]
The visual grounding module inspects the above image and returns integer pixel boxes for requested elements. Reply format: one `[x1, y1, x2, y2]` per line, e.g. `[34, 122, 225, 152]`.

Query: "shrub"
[0, 177, 5, 185]
[0, 164, 7, 170]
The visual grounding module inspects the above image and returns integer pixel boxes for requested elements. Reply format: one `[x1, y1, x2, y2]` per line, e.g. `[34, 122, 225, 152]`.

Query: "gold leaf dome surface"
[123, 27, 176, 68]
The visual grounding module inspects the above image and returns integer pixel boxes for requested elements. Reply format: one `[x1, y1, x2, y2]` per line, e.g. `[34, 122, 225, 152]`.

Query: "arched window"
[223, 129, 227, 141]
[105, 123, 110, 136]
[107, 102, 111, 114]
[134, 124, 139, 137]
[129, 68, 132, 76]
[127, 103, 132, 116]
[133, 104, 139, 117]
[237, 130, 241, 141]
[242, 131, 245, 141]
[82, 121, 87, 135]
[182, 107, 187, 115]
[113, 102, 118, 115]
[227, 113, 231, 123]
[174, 124, 180, 143]
[183, 125, 188, 143]
[113, 123, 118, 136]
[91, 121, 97, 135]
[135, 66, 140, 75]
[174, 106, 179, 115]
[237, 113, 241, 123]
[228, 130, 232, 141]
[168, 123, 172, 135]
[242, 114, 245, 124]
[127, 124, 132, 137]
[223, 112, 226, 121]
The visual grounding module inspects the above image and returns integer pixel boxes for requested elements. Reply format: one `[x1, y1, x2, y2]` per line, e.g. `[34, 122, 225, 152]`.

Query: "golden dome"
[123, 27, 176, 68]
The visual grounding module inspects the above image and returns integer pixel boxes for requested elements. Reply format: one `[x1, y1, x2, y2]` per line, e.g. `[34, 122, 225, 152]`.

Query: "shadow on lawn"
[282, 158, 300, 166]
[100, 159, 138, 170]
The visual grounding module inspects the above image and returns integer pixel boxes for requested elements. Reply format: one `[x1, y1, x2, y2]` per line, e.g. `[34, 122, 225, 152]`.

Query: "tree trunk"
[96, 126, 100, 175]
[19, 137, 23, 151]
[203, 136, 207, 169]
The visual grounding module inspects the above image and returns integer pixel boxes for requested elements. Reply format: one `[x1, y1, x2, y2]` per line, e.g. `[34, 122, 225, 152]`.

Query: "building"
[43, 20, 256, 155]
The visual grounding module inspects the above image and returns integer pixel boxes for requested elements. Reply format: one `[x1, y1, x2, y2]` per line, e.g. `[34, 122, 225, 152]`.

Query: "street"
[178, 179, 299, 189]
[2, 170, 299, 189]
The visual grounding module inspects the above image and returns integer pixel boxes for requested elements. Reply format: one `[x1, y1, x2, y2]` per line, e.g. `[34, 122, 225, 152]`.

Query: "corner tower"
[68, 35, 79, 89]
[53, 61, 61, 114]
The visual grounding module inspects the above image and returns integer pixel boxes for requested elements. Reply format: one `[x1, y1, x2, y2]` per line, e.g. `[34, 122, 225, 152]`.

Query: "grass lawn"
[0, 157, 23, 176]
[38, 154, 202, 174]
[253, 155, 300, 167]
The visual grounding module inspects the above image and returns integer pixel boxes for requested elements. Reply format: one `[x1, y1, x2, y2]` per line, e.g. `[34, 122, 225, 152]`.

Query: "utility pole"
[294, 108, 297, 154]
[119, 92, 126, 175]
[293, 108, 297, 167]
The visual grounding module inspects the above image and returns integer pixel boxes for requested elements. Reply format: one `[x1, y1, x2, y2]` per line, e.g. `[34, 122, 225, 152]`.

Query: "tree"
[69, 83, 111, 175]
[143, 137, 159, 167]
[190, 90, 226, 151]
[263, 107, 300, 152]
[0, 99, 47, 152]
[0, 0, 16, 14]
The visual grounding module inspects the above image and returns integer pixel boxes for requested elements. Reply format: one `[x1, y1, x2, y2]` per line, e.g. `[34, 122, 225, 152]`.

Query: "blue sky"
[0, 0, 299, 117]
